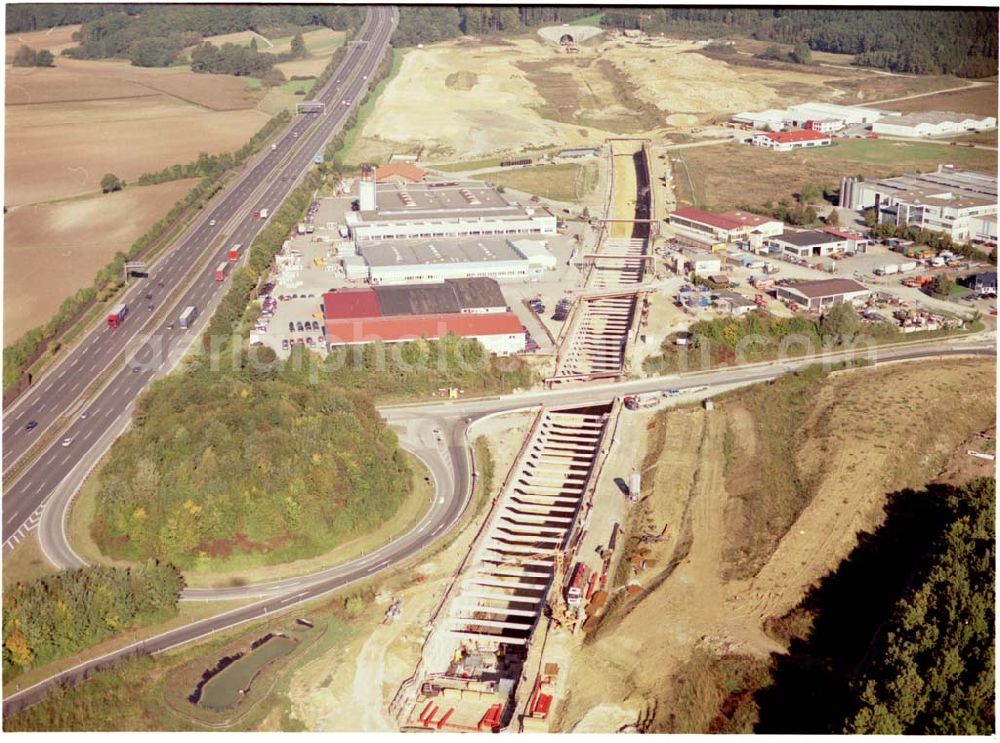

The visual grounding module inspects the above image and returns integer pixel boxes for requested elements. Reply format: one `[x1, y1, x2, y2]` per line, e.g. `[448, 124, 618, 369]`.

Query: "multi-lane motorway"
[1, 6, 397, 548]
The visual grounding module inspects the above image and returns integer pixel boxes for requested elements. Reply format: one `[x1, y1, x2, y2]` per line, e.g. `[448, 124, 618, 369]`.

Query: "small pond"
[192, 634, 298, 712]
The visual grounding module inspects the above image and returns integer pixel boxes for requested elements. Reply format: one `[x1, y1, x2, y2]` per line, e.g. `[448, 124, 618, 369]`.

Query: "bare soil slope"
[555, 358, 996, 733]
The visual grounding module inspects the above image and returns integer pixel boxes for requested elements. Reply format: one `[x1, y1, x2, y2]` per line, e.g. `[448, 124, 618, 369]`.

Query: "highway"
[1, 6, 397, 548]
[2, 329, 993, 715]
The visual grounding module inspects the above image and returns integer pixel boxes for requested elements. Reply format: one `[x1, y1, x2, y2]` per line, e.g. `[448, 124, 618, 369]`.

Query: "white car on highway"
[61, 437, 74, 447]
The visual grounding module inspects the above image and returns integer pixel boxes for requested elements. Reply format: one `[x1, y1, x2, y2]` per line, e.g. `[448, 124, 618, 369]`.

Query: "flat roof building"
[840, 165, 998, 242]
[871, 111, 996, 138]
[355, 236, 553, 285]
[751, 130, 832, 151]
[668, 207, 784, 245]
[768, 229, 857, 258]
[322, 278, 521, 355]
[345, 180, 557, 242]
[324, 278, 508, 319]
[324, 311, 525, 356]
[776, 278, 870, 311]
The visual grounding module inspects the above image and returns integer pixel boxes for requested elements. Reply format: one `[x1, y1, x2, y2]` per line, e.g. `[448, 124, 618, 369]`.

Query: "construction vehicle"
[492, 549, 577, 630]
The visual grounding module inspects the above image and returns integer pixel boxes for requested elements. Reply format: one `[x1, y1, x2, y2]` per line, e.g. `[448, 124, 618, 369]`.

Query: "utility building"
[776, 278, 870, 311]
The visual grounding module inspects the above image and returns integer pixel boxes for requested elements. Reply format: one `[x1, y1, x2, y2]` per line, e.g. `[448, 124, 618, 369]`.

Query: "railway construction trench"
[551, 141, 652, 385]
[393, 402, 618, 733]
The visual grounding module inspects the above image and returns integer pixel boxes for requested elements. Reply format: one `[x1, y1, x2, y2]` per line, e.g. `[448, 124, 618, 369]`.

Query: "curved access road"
[3, 335, 994, 717]
[2, 5, 398, 550]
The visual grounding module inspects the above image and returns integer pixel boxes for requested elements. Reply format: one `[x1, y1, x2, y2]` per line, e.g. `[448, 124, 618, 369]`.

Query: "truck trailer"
[107, 303, 129, 329]
[178, 305, 198, 329]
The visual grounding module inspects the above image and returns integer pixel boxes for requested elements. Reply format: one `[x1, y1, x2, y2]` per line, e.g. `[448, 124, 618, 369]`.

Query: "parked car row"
[282, 336, 320, 350]
[288, 320, 323, 333]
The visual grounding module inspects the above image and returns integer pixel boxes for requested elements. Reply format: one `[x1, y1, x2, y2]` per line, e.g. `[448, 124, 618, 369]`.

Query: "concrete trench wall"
[397, 403, 616, 730]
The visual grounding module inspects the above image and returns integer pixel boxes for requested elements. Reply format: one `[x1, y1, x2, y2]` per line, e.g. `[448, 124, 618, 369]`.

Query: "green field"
[477, 162, 599, 203]
[806, 138, 996, 170]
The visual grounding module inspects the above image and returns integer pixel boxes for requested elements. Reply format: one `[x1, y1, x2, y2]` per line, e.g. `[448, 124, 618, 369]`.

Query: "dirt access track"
[350, 32, 959, 164]
[554, 357, 996, 732]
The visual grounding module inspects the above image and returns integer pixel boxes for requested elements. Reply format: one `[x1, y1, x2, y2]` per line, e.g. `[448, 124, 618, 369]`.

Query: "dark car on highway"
[25, 420, 37, 431]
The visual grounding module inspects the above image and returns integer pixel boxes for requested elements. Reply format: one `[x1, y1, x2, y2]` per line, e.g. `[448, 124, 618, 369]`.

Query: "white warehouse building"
[840, 166, 998, 243]
[354, 236, 557, 285]
[871, 111, 997, 138]
[345, 175, 557, 242]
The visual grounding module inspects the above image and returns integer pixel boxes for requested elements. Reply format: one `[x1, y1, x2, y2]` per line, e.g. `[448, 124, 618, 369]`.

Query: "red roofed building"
[325, 312, 525, 355]
[321, 289, 382, 319]
[751, 129, 832, 152]
[669, 207, 784, 246]
[375, 162, 428, 184]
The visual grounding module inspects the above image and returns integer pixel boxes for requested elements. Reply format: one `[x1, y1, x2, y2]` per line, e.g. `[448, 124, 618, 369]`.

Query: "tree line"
[2, 561, 184, 679]
[393, 5, 596, 47]
[600, 8, 996, 78]
[47, 3, 361, 69]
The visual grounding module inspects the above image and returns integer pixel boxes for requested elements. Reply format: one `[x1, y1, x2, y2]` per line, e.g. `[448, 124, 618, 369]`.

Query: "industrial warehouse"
[321, 277, 526, 355]
[840, 165, 998, 243]
[345, 168, 557, 242]
[356, 236, 556, 285]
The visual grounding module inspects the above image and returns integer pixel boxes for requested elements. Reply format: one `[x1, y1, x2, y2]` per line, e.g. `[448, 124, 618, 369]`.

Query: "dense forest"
[393, 6, 596, 46]
[90, 369, 412, 568]
[7, 3, 362, 68]
[844, 477, 994, 734]
[747, 477, 995, 735]
[2, 561, 184, 678]
[601, 8, 997, 78]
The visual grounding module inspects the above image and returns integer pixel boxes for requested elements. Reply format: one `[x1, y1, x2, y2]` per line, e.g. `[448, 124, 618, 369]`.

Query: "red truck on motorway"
[107, 303, 129, 328]
[215, 262, 230, 281]
[228, 243, 242, 262]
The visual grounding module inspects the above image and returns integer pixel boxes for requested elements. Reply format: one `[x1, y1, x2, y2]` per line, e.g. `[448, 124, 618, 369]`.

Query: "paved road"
[2, 6, 397, 549]
[2, 334, 993, 717]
